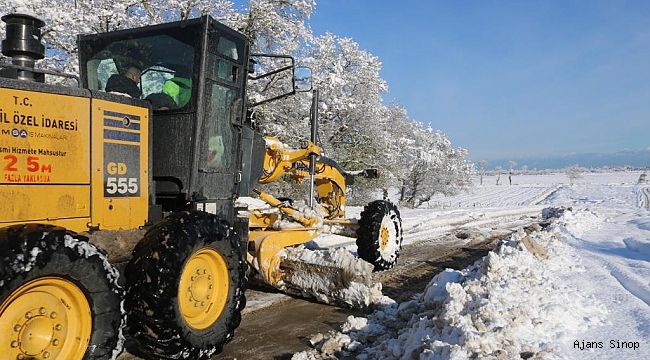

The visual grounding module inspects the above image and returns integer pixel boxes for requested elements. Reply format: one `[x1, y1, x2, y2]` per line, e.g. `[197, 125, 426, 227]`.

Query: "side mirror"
[248, 54, 311, 107]
[294, 67, 312, 92]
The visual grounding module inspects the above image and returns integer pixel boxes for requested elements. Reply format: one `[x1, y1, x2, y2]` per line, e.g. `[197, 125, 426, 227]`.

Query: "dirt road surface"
[217, 229, 513, 360]
[117, 216, 543, 360]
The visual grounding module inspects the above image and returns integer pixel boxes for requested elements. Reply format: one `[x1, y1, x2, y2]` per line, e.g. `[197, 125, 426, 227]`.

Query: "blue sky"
[305, 0, 650, 163]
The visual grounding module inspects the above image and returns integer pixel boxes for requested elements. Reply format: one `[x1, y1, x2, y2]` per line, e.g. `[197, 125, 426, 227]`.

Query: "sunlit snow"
[291, 170, 650, 359]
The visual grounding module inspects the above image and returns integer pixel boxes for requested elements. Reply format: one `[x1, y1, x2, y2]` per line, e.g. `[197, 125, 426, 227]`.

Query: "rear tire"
[356, 200, 403, 271]
[0, 224, 125, 360]
[124, 211, 247, 360]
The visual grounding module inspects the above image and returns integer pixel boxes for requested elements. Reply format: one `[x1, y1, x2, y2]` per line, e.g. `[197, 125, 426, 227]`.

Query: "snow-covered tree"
[239, 0, 315, 121]
[566, 164, 584, 185]
[494, 166, 503, 185]
[478, 160, 488, 185]
[0, 0, 240, 77]
[306, 33, 388, 165]
[397, 121, 474, 207]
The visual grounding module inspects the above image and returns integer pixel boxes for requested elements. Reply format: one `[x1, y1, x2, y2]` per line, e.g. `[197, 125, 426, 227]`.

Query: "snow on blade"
[277, 246, 390, 309]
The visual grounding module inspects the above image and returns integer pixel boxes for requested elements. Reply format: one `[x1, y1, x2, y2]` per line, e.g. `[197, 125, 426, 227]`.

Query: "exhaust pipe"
[1, 13, 46, 82]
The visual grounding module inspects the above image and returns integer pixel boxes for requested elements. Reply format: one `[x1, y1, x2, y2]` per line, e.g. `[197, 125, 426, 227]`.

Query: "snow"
[291, 170, 650, 359]
[279, 246, 386, 309]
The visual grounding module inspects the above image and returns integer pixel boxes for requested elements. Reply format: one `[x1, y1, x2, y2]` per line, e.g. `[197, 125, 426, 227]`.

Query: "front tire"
[356, 200, 403, 271]
[0, 224, 125, 360]
[124, 211, 247, 360]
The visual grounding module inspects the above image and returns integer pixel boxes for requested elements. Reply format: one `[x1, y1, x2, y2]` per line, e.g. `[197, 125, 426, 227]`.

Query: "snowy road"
[215, 182, 554, 360]
[292, 171, 650, 360]
[118, 171, 650, 360]
[217, 216, 544, 360]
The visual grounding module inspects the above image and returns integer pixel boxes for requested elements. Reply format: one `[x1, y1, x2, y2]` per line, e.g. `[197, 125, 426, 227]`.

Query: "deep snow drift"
[292, 171, 650, 359]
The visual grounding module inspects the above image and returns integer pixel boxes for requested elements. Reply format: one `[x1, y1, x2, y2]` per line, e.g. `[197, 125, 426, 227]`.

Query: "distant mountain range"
[477, 148, 650, 170]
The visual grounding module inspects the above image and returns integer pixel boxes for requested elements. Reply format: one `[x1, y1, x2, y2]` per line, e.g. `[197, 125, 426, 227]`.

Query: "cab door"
[191, 19, 249, 221]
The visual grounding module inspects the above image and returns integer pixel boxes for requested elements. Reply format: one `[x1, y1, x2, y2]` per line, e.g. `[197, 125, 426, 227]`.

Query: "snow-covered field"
[293, 170, 650, 359]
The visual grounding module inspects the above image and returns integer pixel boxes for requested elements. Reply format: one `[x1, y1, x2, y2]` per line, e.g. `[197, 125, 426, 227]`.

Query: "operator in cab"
[105, 66, 141, 98]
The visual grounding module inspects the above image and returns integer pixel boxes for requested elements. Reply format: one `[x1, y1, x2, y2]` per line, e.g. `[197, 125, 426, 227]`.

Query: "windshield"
[83, 32, 197, 111]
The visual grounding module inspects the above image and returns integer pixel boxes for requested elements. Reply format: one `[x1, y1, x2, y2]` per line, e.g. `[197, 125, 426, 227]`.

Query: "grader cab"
[0, 13, 402, 360]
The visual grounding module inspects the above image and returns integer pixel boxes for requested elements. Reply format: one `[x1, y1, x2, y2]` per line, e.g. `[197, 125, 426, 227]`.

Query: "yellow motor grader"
[0, 13, 402, 360]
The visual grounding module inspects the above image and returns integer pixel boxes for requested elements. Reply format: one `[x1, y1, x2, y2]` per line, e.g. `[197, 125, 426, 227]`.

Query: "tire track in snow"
[607, 236, 650, 309]
[424, 184, 560, 208]
[567, 226, 650, 310]
[607, 262, 650, 308]
[636, 186, 650, 209]
[401, 206, 543, 245]
[531, 184, 564, 205]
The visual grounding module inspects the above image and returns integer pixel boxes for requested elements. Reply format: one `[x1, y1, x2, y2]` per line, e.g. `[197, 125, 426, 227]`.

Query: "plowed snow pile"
[291, 172, 650, 359]
[293, 215, 609, 359]
[278, 246, 388, 309]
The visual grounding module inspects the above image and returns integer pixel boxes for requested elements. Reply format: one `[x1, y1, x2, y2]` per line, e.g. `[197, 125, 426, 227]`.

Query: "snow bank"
[292, 218, 608, 359]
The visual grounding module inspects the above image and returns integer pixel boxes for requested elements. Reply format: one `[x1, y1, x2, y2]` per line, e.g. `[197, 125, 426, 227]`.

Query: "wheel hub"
[189, 272, 211, 302]
[18, 310, 55, 356]
[179, 248, 230, 330]
[1, 277, 91, 360]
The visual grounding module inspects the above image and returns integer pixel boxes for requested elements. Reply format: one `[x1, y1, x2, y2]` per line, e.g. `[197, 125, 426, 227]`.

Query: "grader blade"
[276, 247, 384, 309]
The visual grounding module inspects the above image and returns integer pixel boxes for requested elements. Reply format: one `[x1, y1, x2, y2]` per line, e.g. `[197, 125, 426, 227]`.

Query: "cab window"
[84, 34, 195, 111]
